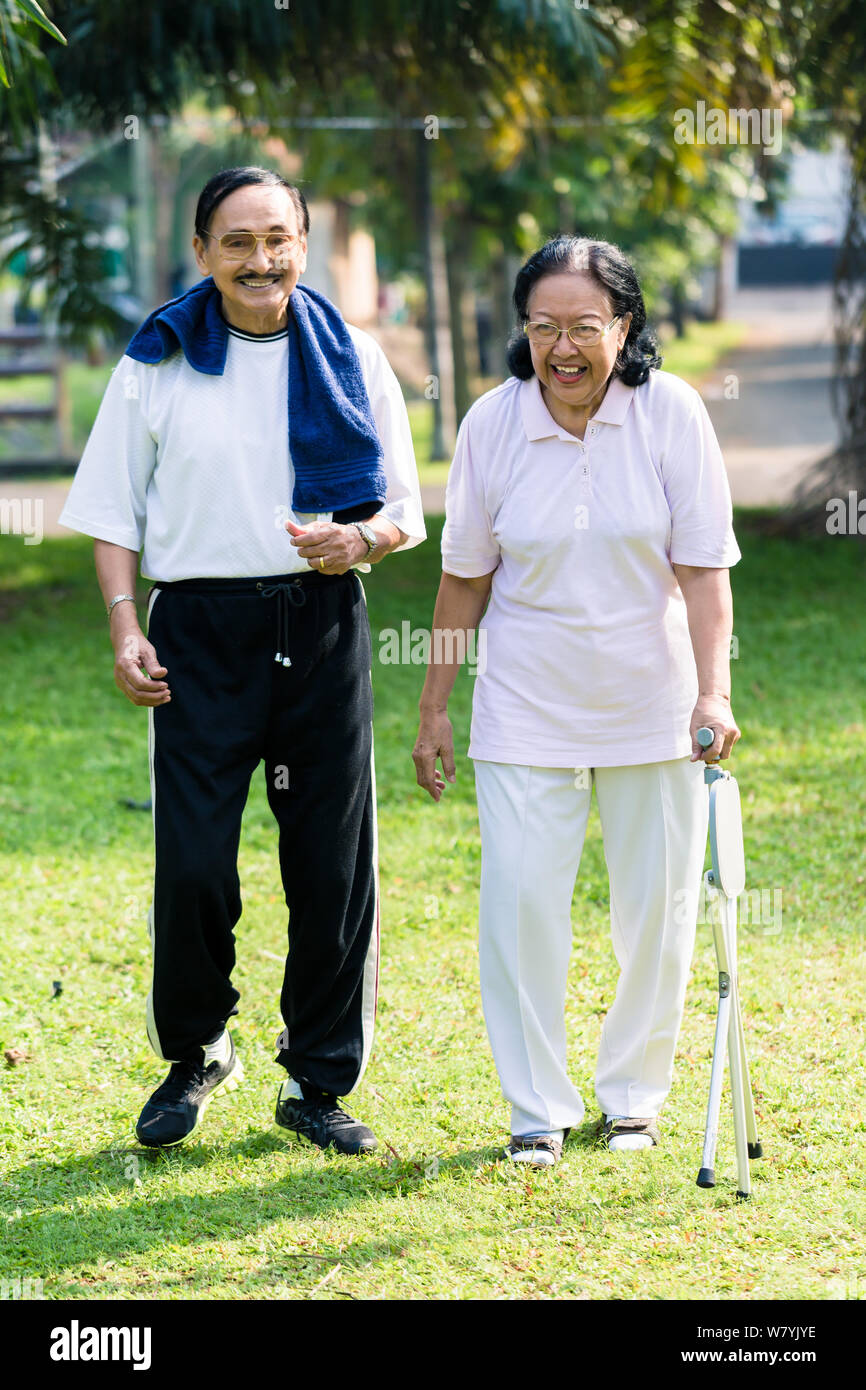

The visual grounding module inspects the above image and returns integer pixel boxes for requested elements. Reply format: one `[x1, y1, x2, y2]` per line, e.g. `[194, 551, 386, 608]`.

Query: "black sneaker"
[135, 1036, 244, 1148]
[274, 1082, 378, 1155]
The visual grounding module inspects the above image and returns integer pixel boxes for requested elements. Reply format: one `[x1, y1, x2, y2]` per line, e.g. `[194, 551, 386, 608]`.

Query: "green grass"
[659, 318, 748, 383]
[1, 522, 864, 1302]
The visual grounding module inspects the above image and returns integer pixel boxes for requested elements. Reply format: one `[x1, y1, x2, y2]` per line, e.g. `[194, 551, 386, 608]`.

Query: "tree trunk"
[130, 127, 156, 311]
[416, 130, 456, 460]
[712, 234, 737, 322]
[151, 127, 178, 306]
[446, 229, 479, 426]
[488, 248, 512, 381]
[670, 281, 687, 339]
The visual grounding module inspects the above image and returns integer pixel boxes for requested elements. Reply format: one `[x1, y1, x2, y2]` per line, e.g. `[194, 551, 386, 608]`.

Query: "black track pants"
[145, 570, 378, 1097]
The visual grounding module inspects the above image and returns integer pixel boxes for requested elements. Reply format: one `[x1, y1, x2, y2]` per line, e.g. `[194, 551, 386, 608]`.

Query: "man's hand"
[286, 519, 368, 573]
[112, 619, 170, 707]
[412, 708, 456, 801]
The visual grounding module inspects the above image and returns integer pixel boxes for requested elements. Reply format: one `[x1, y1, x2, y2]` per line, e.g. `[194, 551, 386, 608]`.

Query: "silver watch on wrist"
[350, 521, 378, 554]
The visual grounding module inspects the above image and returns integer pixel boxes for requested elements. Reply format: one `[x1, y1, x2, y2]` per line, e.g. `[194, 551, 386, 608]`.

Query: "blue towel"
[125, 276, 388, 517]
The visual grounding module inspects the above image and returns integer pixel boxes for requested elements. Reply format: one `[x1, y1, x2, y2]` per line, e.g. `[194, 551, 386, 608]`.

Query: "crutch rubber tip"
[697, 1167, 716, 1188]
[736, 1190, 751, 1200]
[748, 1141, 763, 1159]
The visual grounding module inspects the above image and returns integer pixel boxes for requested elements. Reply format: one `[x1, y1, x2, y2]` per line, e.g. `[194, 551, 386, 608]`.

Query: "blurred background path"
[700, 285, 838, 507]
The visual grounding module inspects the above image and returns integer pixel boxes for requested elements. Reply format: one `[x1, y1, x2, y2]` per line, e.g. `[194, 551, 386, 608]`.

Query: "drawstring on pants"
[257, 580, 308, 666]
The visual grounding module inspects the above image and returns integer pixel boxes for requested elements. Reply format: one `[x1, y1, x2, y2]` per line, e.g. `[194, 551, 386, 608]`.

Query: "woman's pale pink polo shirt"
[441, 368, 741, 767]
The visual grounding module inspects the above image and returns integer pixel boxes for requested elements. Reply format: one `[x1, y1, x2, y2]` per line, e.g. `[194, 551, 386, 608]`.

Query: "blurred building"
[2, 124, 381, 338]
[736, 138, 848, 285]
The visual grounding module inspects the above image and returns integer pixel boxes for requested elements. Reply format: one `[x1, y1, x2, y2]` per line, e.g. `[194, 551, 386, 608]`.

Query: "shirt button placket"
[581, 423, 599, 491]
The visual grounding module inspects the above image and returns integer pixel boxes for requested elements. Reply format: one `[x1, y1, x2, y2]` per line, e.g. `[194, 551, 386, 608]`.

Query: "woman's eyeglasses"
[524, 316, 621, 348]
[201, 230, 302, 260]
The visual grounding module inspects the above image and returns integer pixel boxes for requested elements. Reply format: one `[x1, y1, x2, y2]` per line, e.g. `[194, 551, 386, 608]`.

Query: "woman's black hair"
[194, 166, 310, 240]
[506, 235, 662, 387]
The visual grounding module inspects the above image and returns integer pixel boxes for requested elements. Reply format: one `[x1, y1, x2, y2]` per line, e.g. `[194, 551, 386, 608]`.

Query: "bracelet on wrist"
[107, 593, 136, 619]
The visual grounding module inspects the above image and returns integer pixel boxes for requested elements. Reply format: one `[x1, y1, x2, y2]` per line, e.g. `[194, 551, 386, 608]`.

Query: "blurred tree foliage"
[0, 0, 63, 93]
[1, 1, 864, 486]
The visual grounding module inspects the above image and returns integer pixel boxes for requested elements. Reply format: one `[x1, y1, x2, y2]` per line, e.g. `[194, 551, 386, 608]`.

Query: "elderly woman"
[413, 235, 740, 1167]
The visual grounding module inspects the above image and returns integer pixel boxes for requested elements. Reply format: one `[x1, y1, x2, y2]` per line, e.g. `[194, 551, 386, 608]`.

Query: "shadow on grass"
[1, 1128, 540, 1295]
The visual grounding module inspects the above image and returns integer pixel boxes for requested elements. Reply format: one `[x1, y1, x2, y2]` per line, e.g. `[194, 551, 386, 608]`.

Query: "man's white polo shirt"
[441, 368, 741, 767]
[59, 319, 426, 580]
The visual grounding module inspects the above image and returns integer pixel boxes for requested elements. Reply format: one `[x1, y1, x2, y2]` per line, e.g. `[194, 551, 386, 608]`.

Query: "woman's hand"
[412, 571, 495, 801]
[413, 708, 456, 801]
[689, 695, 740, 762]
[286, 519, 368, 573]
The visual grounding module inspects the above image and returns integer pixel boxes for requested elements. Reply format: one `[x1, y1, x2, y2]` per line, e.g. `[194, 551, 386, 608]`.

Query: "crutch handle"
[697, 725, 723, 765]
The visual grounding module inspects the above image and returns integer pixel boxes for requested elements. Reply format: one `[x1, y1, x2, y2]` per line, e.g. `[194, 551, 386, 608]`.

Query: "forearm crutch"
[695, 726, 763, 1199]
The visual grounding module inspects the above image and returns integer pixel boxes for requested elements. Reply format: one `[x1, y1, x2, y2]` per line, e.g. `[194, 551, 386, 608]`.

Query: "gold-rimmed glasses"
[201, 230, 302, 260]
[524, 315, 621, 348]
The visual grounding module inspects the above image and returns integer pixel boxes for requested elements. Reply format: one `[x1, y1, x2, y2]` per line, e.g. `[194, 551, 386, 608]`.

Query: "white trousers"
[474, 758, 708, 1137]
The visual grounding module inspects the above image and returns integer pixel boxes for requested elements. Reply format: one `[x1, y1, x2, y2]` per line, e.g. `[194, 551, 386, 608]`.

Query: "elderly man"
[60, 166, 425, 1154]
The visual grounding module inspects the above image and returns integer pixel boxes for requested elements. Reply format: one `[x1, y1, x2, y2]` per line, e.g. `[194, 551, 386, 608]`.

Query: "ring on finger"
[319, 556, 325, 571]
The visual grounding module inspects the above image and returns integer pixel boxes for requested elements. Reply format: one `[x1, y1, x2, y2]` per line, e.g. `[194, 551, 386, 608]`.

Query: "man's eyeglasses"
[524, 315, 621, 348]
[201, 230, 302, 260]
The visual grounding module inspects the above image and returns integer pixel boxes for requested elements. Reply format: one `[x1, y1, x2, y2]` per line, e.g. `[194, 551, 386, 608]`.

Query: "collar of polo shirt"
[521, 373, 634, 442]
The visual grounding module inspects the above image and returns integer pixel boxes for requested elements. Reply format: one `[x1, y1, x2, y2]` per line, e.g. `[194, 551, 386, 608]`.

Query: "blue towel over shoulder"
[125, 276, 389, 517]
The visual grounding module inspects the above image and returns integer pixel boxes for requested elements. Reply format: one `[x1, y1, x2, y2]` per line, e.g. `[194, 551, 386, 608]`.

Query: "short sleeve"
[663, 394, 741, 568]
[441, 413, 501, 577]
[58, 356, 157, 552]
[363, 341, 426, 551]
[343, 325, 425, 551]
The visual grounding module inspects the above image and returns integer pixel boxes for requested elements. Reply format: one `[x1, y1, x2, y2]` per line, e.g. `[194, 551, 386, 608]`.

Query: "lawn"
[0, 520, 864, 1302]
